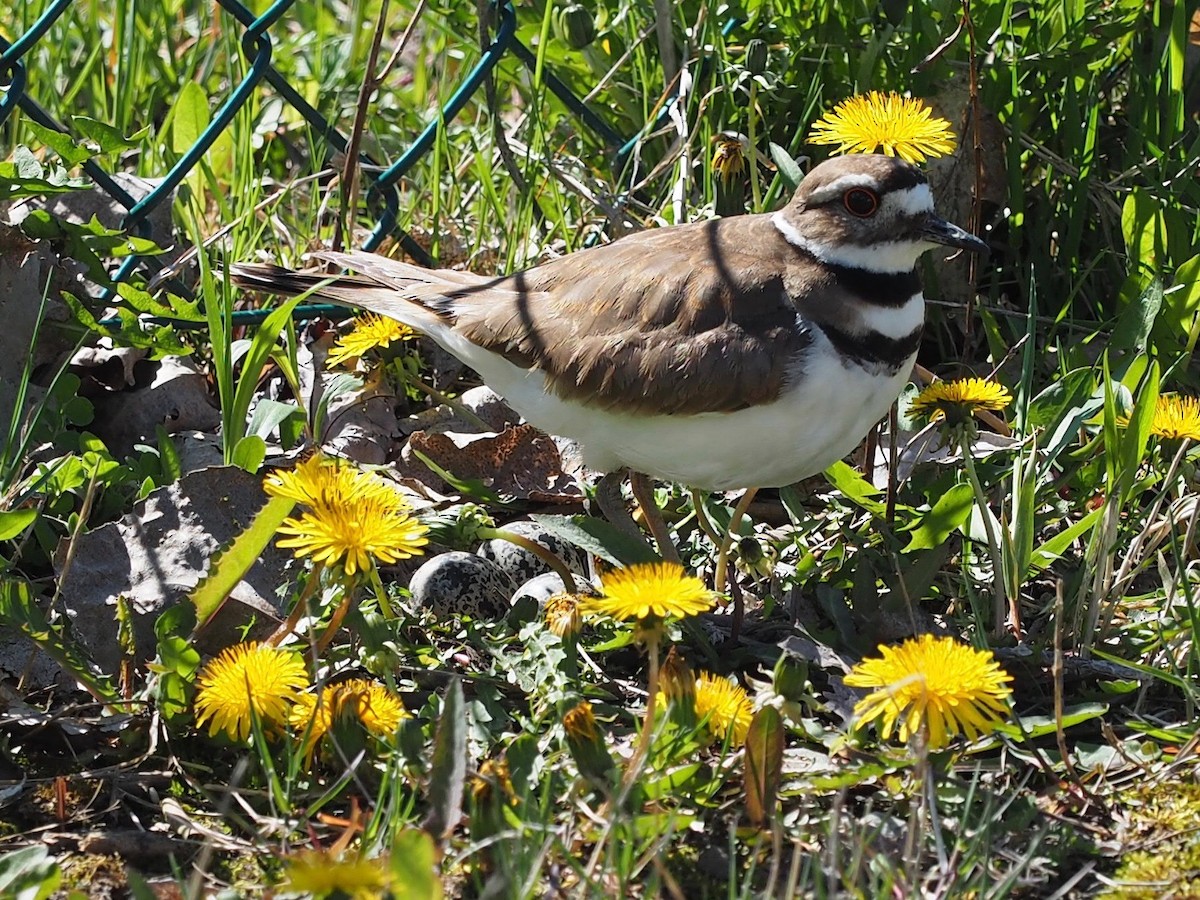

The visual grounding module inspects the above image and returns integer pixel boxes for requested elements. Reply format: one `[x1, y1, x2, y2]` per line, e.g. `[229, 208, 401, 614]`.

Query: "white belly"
[436, 328, 912, 492]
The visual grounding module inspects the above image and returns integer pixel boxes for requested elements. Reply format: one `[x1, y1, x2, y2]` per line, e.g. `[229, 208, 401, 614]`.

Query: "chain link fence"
[2, 1, 722, 322]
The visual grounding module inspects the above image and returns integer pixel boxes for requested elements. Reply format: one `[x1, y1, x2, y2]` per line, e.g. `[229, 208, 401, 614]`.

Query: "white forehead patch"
[885, 183, 935, 216]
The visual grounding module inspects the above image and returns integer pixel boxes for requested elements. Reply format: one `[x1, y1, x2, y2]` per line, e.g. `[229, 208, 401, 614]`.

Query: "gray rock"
[56, 466, 290, 675]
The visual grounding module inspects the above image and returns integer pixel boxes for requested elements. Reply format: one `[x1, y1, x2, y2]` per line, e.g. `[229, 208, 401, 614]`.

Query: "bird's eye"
[843, 188, 879, 217]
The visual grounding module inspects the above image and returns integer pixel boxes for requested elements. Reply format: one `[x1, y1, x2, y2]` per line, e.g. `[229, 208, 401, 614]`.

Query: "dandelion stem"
[622, 635, 661, 791]
[267, 563, 324, 646]
[315, 574, 358, 656]
[481, 527, 575, 589]
[367, 565, 395, 619]
[747, 82, 762, 212]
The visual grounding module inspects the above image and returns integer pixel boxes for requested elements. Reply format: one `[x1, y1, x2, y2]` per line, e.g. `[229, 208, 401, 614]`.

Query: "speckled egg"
[408, 552, 515, 619]
[511, 572, 595, 609]
[477, 520, 589, 586]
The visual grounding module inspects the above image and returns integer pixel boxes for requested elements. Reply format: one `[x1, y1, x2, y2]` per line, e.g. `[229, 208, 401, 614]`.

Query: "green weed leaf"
[0, 845, 61, 900]
[529, 513, 657, 566]
[423, 678, 468, 844]
[902, 482, 974, 552]
[0, 509, 37, 541]
[188, 494, 294, 630]
[744, 705, 784, 828]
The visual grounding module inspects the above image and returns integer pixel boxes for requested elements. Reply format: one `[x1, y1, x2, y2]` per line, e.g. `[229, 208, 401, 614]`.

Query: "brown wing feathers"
[231, 215, 808, 416]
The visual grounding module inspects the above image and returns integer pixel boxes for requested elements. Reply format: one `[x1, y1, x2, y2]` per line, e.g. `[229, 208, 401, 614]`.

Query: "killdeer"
[233, 154, 985, 558]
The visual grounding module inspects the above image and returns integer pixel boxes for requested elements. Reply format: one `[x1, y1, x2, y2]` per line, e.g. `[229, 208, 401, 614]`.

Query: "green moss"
[1102, 778, 1200, 898]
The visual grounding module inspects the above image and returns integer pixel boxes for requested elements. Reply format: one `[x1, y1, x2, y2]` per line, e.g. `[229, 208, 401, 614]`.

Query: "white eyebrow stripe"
[857, 292, 926, 337]
[885, 183, 935, 216]
[772, 212, 926, 274]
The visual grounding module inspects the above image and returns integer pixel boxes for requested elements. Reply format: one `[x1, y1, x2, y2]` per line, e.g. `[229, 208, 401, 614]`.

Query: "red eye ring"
[844, 188, 879, 217]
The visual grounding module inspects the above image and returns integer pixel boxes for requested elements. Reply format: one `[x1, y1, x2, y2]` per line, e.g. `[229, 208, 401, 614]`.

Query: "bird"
[232, 154, 986, 568]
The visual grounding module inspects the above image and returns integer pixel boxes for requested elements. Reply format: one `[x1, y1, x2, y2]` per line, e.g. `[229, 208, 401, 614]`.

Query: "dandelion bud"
[659, 646, 696, 705]
[543, 592, 582, 639]
[744, 38, 769, 76]
[563, 701, 613, 786]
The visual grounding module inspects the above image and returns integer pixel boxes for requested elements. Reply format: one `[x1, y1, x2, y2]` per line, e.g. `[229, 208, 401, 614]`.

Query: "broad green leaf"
[227, 295, 305, 459]
[902, 482, 974, 552]
[156, 425, 182, 484]
[71, 116, 146, 154]
[1001, 703, 1108, 740]
[822, 461, 885, 516]
[188, 494, 294, 630]
[0, 578, 116, 702]
[247, 399, 304, 442]
[231, 435, 266, 473]
[25, 121, 91, 167]
[1109, 278, 1163, 355]
[1121, 187, 1167, 270]
[1117, 360, 1159, 501]
[170, 82, 209, 154]
[0, 509, 37, 541]
[1031, 508, 1102, 572]
[0, 845, 61, 900]
[768, 142, 804, 190]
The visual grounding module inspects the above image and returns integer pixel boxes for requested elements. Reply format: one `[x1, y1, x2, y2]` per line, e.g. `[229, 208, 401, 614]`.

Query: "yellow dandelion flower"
[1119, 394, 1200, 441]
[194, 642, 309, 741]
[808, 91, 956, 164]
[543, 592, 583, 639]
[693, 671, 754, 746]
[288, 688, 336, 755]
[844, 633, 1013, 749]
[276, 491, 429, 576]
[582, 562, 715, 623]
[909, 377, 1012, 424]
[279, 847, 396, 899]
[338, 678, 409, 738]
[290, 679, 409, 756]
[326, 313, 414, 369]
[265, 454, 401, 508]
[711, 132, 748, 184]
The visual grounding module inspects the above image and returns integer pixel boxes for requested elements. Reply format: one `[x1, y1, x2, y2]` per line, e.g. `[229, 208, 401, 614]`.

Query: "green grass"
[2, 0, 1200, 896]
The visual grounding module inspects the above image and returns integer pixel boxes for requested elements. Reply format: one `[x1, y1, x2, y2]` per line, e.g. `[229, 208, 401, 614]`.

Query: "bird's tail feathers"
[229, 261, 451, 333]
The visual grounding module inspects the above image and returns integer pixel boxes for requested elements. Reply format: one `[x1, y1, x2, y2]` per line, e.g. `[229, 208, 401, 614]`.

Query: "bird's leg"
[713, 487, 759, 641]
[630, 471, 680, 563]
[593, 470, 646, 544]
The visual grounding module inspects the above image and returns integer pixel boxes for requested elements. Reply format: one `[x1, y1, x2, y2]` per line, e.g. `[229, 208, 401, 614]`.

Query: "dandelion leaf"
[744, 706, 784, 829]
[423, 677, 469, 845]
